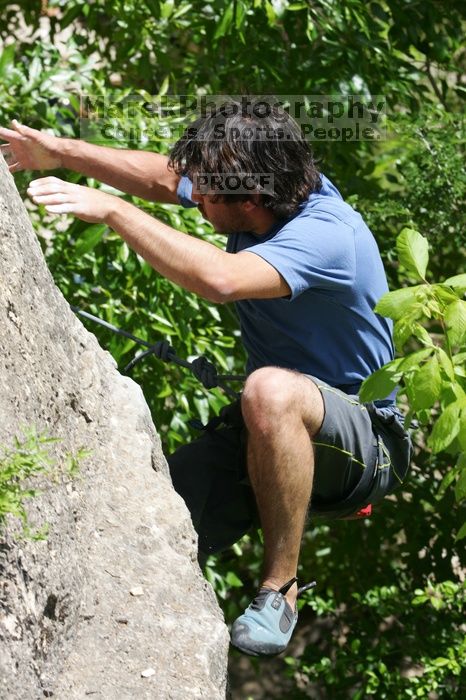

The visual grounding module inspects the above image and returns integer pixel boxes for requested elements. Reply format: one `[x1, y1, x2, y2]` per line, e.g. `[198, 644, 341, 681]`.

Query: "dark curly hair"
[168, 99, 321, 219]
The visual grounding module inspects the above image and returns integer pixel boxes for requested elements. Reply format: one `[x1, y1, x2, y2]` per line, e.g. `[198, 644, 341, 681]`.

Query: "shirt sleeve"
[244, 216, 357, 301]
[176, 175, 198, 208]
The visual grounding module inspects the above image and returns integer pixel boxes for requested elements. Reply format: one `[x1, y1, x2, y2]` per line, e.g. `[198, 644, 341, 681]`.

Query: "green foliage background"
[1, 1, 465, 697]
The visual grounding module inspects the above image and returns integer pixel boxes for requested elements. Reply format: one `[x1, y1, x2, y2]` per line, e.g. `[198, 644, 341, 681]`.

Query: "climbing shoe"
[230, 577, 316, 657]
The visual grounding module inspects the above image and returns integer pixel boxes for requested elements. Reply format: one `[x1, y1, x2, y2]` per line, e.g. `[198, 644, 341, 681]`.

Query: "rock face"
[0, 157, 229, 699]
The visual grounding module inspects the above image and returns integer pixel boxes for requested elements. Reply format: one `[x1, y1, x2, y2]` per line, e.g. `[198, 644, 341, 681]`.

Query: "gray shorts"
[308, 377, 412, 518]
[168, 377, 412, 556]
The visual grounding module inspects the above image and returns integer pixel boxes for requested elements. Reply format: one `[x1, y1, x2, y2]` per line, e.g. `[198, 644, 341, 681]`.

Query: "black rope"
[71, 306, 244, 398]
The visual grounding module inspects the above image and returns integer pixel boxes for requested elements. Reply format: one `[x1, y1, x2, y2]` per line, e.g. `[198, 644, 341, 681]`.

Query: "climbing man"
[0, 100, 411, 657]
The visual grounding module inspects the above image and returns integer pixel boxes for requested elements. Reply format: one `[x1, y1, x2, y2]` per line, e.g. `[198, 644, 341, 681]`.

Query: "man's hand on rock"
[27, 176, 116, 224]
[0, 120, 62, 172]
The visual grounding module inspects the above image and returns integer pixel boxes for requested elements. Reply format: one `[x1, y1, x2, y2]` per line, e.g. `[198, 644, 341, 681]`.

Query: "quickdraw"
[71, 306, 245, 400]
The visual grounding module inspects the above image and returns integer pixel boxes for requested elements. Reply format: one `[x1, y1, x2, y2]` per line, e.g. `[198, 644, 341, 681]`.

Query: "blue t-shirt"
[177, 174, 394, 395]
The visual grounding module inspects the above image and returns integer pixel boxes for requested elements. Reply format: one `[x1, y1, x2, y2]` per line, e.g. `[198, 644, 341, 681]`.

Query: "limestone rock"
[0, 157, 229, 699]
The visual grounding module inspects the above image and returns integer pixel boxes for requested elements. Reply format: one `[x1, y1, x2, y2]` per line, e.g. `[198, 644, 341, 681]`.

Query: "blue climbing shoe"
[230, 577, 316, 657]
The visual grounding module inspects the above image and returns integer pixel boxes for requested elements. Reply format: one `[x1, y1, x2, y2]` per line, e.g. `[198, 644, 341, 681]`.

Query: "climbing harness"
[70, 306, 245, 400]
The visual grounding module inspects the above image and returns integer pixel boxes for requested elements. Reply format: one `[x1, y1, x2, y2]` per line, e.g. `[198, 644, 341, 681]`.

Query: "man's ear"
[241, 194, 261, 211]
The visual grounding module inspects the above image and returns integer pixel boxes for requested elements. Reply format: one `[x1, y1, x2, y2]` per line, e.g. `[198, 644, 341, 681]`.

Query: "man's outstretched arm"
[27, 176, 290, 303]
[0, 120, 180, 204]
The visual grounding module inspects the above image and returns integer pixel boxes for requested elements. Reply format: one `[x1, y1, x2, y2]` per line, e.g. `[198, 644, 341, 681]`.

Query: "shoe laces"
[250, 577, 317, 611]
[279, 577, 317, 598]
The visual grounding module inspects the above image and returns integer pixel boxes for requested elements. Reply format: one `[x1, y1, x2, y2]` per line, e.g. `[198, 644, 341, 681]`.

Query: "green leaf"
[225, 571, 243, 587]
[445, 300, 466, 347]
[437, 465, 459, 498]
[454, 352, 466, 366]
[393, 317, 415, 350]
[408, 356, 442, 410]
[411, 323, 435, 347]
[375, 285, 424, 320]
[157, 75, 170, 97]
[0, 44, 15, 80]
[432, 657, 450, 667]
[451, 381, 466, 401]
[433, 284, 461, 306]
[172, 3, 192, 20]
[454, 463, 466, 502]
[60, 4, 84, 28]
[437, 348, 455, 381]
[214, 5, 234, 40]
[265, 0, 277, 24]
[428, 400, 463, 453]
[359, 359, 403, 402]
[235, 1, 247, 29]
[457, 410, 466, 451]
[398, 347, 434, 372]
[455, 521, 466, 541]
[444, 273, 466, 290]
[396, 228, 429, 280]
[75, 224, 107, 255]
[28, 56, 42, 85]
[160, 0, 175, 19]
[430, 596, 444, 611]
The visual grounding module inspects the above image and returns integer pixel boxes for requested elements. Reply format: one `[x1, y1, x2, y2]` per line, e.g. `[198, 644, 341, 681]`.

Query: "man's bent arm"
[106, 199, 290, 303]
[27, 176, 290, 302]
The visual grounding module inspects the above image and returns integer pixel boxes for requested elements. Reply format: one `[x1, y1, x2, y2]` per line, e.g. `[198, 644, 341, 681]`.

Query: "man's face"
[191, 191, 253, 234]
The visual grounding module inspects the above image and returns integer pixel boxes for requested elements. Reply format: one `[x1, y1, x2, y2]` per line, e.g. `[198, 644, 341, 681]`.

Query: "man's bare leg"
[241, 367, 324, 608]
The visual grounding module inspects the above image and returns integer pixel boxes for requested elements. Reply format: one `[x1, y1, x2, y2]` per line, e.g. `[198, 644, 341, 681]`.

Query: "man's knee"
[242, 368, 294, 425]
[241, 367, 323, 433]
